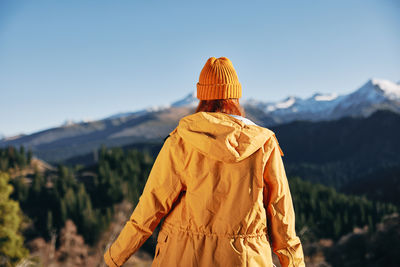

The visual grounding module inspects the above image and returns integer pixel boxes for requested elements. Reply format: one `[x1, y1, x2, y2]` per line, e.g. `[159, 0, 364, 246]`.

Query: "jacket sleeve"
[263, 135, 305, 267]
[104, 134, 184, 267]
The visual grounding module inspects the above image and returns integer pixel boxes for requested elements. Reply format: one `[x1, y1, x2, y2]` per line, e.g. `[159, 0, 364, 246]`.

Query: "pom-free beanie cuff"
[196, 83, 242, 100]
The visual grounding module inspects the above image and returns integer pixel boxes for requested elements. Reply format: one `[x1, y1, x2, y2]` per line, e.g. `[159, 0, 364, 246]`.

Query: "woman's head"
[195, 57, 245, 117]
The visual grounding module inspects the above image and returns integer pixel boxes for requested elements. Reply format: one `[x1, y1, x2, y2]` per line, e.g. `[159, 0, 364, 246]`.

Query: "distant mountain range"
[245, 78, 400, 124]
[1, 78, 399, 163]
[103, 78, 400, 124]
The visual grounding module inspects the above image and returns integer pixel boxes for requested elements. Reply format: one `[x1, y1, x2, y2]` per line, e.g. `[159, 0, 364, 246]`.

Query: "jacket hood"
[175, 112, 275, 163]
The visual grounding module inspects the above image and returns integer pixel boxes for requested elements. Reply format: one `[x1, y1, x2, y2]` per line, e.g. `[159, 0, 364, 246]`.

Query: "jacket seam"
[162, 221, 267, 238]
[167, 132, 186, 187]
[108, 244, 119, 267]
[261, 135, 275, 189]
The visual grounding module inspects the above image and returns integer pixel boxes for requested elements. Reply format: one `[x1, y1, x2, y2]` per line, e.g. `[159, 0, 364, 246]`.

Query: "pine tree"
[18, 146, 26, 168]
[30, 167, 45, 196]
[0, 172, 28, 266]
[27, 148, 32, 164]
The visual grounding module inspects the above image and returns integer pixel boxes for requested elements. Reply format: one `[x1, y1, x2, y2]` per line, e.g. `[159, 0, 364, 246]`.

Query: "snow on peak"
[145, 104, 171, 112]
[171, 90, 198, 107]
[311, 92, 338, 101]
[370, 78, 400, 100]
[275, 96, 297, 109]
[62, 119, 76, 127]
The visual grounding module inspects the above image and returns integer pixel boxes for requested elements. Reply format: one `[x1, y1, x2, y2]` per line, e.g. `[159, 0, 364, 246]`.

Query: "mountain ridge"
[1, 78, 399, 163]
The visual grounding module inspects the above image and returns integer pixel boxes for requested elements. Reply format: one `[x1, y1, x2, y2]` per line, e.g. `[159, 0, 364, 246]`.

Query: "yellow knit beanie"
[196, 57, 242, 100]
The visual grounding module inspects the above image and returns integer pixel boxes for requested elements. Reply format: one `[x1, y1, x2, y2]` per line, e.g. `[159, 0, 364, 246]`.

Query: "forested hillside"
[273, 110, 400, 191]
[1, 145, 156, 265]
[289, 176, 397, 241]
[342, 165, 400, 206]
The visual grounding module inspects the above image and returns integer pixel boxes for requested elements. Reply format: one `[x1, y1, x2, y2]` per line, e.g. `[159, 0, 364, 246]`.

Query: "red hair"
[195, 98, 245, 117]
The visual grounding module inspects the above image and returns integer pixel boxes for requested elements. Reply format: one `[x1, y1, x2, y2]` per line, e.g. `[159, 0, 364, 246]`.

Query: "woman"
[104, 57, 305, 267]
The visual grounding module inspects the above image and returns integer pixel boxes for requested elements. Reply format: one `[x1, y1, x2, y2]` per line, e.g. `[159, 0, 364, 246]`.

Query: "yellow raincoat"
[104, 111, 305, 267]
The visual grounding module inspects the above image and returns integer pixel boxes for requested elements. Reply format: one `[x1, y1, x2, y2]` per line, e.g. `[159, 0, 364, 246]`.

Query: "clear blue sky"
[1, 0, 399, 137]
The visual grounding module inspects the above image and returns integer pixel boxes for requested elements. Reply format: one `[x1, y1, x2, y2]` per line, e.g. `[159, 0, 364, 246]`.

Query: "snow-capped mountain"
[327, 79, 399, 120]
[105, 91, 198, 121]
[105, 78, 400, 125]
[106, 105, 173, 120]
[164, 78, 400, 125]
[171, 90, 198, 108]
[242, 78, 400, 124]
